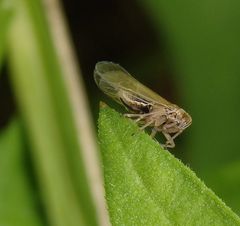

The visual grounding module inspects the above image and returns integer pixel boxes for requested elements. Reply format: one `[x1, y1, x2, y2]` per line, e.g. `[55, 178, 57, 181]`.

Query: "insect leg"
[128, 119, 153, 137]
[162, 131, 175, 148]
[139, 120, 154, 130]
[124, 113, 143, 118]
[135, 115, 147, 123]
[172, 130, 183, 140]
[124, 113, 149, 123]
[150, 128, 158, 138]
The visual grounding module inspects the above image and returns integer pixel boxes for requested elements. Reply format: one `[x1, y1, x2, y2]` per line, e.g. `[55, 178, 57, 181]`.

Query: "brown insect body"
[119, 90, 153, 114]
[94, 61, 192, 148]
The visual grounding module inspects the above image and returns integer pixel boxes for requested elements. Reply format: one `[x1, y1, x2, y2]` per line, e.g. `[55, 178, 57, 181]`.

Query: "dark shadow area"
[0, 63, 16, 128]
[61, 0, 178, 117]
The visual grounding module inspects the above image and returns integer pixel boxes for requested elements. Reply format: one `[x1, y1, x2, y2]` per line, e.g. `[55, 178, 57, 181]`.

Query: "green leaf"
[0, 118, 44, 226]
[98, 105, 240, 226]
[0, 0, 13, 68]
[7, 0, 99, 225]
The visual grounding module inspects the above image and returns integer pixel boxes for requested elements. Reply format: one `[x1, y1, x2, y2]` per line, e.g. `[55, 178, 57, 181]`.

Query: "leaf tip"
[99, 101, 108, 109]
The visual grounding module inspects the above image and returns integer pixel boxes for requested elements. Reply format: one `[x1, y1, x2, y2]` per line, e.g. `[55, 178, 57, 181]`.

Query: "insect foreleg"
[162, 131, 175, 148]
[172, 130, 183, 140]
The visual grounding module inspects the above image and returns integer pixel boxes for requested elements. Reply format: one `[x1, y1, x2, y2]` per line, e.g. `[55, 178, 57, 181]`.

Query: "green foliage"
[98, 105, 240, 226]
[6, 0, 98, 225]
[0, 119, 44, 226]
[0, 0, 13, 68]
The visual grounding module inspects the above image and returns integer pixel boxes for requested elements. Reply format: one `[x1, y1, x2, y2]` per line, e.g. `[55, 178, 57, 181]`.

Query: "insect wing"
[94, 61, 172, 107]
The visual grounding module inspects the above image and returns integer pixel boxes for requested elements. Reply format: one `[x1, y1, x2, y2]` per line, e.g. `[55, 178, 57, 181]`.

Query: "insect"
[94, 61, 192, 148]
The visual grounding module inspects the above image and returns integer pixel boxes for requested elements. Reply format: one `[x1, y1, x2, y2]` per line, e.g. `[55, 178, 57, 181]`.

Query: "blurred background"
[1, 0, 240, 225]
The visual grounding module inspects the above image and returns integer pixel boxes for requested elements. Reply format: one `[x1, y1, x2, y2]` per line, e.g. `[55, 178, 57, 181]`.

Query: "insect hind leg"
[124, 113, 143, 118]
[150, 128, 158, 138]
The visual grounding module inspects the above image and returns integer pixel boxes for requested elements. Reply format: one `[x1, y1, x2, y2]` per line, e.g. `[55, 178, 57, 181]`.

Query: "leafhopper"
[94, 61, 192, 148]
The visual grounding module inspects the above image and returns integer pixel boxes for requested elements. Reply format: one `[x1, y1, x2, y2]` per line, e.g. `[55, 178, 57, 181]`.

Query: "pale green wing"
[94, 61, 172, 107]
